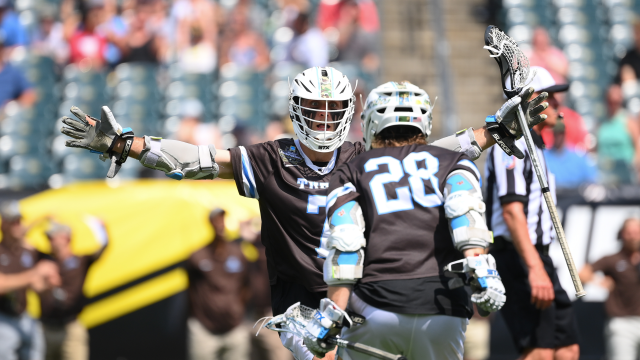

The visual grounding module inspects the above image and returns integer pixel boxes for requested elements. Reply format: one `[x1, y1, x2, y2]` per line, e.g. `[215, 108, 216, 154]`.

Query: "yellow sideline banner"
[18, 179, 259, 327]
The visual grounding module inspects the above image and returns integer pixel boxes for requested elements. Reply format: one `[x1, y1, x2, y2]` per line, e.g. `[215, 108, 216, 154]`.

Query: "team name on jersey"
[297, 178, 329, 189]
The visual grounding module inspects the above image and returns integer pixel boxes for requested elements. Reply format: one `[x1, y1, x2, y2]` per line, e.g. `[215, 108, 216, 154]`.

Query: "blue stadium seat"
[61, 153, 109, 180]
[5, 155, 51, 189]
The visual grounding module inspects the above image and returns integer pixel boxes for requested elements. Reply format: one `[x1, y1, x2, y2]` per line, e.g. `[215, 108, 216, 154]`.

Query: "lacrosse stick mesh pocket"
[483, 26, 534, 98]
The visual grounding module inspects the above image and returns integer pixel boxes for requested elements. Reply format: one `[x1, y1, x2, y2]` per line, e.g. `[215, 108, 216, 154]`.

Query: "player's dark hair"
[371, 126, 427, 148]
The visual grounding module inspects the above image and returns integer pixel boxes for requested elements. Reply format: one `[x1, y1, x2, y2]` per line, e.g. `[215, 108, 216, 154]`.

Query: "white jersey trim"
[239, 146, 259, 199]
[294, 139, 338, 175]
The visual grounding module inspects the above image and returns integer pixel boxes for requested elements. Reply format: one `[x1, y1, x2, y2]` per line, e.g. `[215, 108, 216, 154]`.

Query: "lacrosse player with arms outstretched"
[59, 67, 546, 360]
[300, 81, 506, 360]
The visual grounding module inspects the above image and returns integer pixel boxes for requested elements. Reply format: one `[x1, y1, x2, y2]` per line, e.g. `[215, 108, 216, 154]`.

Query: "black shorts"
[490, 244, 579, 352]
[270, 279, 326, 316]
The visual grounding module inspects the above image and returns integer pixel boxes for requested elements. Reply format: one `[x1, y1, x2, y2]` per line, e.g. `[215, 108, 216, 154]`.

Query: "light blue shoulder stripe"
[457, 159, 481, 187]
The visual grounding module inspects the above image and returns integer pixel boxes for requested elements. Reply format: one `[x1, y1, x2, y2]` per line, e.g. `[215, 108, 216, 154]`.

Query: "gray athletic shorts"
[338, 293, 468, 360]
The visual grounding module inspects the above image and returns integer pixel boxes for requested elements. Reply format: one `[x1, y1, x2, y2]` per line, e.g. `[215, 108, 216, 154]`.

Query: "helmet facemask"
[288, 67, 356, 153]
[290, 95, 355, 152]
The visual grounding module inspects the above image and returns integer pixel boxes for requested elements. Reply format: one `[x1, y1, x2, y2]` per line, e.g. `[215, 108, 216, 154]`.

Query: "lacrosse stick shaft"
[515, 105, 586, 298]
[329, 338, 408, 360]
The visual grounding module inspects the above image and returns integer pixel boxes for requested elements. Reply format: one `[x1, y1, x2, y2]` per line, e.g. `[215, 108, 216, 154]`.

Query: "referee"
[485, 67, 580, 360]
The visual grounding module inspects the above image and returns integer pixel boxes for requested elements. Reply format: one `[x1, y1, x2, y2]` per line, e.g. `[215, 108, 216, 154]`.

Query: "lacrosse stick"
[483, 25, 586, 298]
[256, 302, 408, 360]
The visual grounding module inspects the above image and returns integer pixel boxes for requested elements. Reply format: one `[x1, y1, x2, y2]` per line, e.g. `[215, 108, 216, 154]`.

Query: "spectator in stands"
[527, 27, 568, 84]
[235, 218, 292, 360]
[31, 4, 70, 65]
[316, 0, 379, 33]
[111, 0, 164, 64]
[171, 0, 217, 71]
[579, 218, 640, 360]
[286, 12, 329, 68]
[0, 38, 37, 107]
[535, 75, 589, 151]
[219, 5, 270, 71]
[545, 118, 597, 189]
[0, 201, 60, 360]
[0, 0, 29, 47]
[98, 0, 128, 66]
[176, 98, 221, 146]
[186, 208, 251, 360]
[614, 17, 640, 84]
[39, 220, 107, 360]
[178, 25, 216, 74]
[333, 0, 379, 73]
[597, 84, 640, 185]
[66, 0, 109, 69]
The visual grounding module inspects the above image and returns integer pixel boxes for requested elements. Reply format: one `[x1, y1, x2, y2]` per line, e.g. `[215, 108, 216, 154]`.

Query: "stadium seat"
[61, 153, 109, 180]
[4, 155, 51, 190]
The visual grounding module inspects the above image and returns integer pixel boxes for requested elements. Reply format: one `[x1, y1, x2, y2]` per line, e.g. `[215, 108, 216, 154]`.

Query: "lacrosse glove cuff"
[102, 127, 135, 178]
[485, 115, 524, 159]
[444, 254, 506, 314]
[139, 136, 219, 180]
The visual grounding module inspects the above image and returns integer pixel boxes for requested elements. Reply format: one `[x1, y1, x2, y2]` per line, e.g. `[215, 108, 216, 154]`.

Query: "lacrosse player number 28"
[365, 152, 442, 215]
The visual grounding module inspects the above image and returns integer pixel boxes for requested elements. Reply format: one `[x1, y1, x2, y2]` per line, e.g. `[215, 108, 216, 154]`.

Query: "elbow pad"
[444, 170, 492, 251]
[327, 201, 366, 252]
[139, 136, 219, 180]
[431, 128, 482, 160]
[324, 200, 366, 286]
[323, 249, 364, 286]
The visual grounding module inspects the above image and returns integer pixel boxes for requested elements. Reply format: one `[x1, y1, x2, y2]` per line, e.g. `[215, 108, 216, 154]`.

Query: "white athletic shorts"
[337, 293, 468, 360]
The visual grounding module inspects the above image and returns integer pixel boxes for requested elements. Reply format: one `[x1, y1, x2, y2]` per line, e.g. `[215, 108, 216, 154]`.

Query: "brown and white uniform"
[186, 237, 251, 360]
[0, 242, 45, 360]
[591, 251, 640, 360]
[39, 254, 97, 360]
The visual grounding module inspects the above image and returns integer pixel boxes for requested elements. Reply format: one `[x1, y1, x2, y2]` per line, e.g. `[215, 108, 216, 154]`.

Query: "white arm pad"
[323, 249, 364, 286]
[139, 136, 219, 180]
[327, 200, 366, 252]
[444, 170, 492, 251]
[324, 201, 366, 285]
[431, 128, 483, 160]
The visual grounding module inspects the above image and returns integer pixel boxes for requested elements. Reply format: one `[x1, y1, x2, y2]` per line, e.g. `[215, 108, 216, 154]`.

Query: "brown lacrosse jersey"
[229, 138, 364, 292]
[326, 144, 481, 316]
[39, 255, 96, 324]
[0, 242, 40, 316]
[186, 237, 251, 334]
[592, 251, 640, 317]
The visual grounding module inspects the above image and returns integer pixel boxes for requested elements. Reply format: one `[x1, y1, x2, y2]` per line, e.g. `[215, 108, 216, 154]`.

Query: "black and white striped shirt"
[484, 132, 556, 246]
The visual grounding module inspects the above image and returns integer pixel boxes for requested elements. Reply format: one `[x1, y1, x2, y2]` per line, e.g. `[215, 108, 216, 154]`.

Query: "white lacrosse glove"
[303, 298, 352, 358]
[61, 106, 123, 154]
[495, 87, 549, 138]
[444, 254, 506, 314]
[486, 87, 549, 159]
[61, 106, 134, 178]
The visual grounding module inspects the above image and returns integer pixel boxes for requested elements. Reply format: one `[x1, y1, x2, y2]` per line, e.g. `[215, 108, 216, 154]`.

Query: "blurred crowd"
[0, 0, 380, 188]
[517, 22, 640, 190]
[492, 0, 640, 191]
[0, 200, 295, 360]
[0, 201, 107, 360]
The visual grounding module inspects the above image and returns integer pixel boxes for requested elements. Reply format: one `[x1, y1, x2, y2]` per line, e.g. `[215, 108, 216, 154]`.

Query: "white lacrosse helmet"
[289, 67, 355, 152]
[361, 81, 433, 150]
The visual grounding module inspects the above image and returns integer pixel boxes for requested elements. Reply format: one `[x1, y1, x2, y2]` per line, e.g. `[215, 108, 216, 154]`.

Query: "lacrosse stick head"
[484, 25, 534, 99]
[261, 302, 317, 337]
